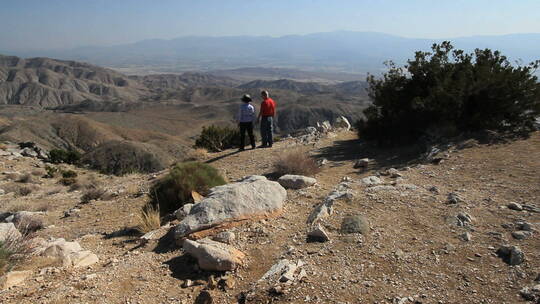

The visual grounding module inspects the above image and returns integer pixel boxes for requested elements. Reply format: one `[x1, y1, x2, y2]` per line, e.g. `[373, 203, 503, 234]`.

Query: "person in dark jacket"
[237, 94, 256, 151]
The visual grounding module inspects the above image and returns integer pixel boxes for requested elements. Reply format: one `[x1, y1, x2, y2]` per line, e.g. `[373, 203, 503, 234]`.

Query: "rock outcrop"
[183, 238, 245, 271]
[173, 176, 287, 240]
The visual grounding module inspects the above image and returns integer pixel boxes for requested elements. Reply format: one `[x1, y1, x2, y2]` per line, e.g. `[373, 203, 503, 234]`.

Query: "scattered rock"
[447, 192, 463, 204]
[334, 116, 351, 130]
[448, 212, 474, 227]
[361, 176, 382, 186]
[213, 231, 235, 244]
[173, 176, 287, 240]
[260, 259, 303, 283]
[512, 231, 532, 240]
[174, 203, 194, 220]
[353, 158, 370, 169]
[307, 224, 330, 242]
[340, 215, 369, 234]
[1, 270, 32, 290]
[460, 232, 472, 242]
[516, 222, 533, 232]
[507, 202, 523, 211]
[307, 190, 352, 224]
[194, 290, 214, 304]
[365, 185, 397, 193]
[428, 186, 440, 194]
[496, 245, 525, 265]
[520, 285, 540, 302]
[277, 174, 317, 189]
[183, 238, 245, 271]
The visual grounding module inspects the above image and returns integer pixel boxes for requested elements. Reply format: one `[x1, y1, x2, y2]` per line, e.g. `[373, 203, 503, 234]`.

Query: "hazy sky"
[1, 0, 539, 50]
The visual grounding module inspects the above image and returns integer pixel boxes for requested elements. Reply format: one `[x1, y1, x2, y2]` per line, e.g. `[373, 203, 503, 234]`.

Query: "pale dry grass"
[274, 148, 321, 177]
[136, 204, 161, 233]
[0, 231, 36, 275]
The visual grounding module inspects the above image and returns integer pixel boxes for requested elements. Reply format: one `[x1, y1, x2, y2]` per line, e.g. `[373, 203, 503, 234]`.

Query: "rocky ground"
[0, 129, 539, 304]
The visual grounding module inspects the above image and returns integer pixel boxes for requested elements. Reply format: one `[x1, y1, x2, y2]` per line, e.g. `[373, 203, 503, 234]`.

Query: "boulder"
[42, 239, 82, 259]
[497, 245, 525, 265]
[173, 176, 287, 240]
[1, 270, 32, 290]
[183, 238, 245, 271]
[334, 116, 351, 130]
[0, 222, 21, 242]
[174, 203, 194, 220]
[278, 175, 317, 189]
[68, 251, 99, 268]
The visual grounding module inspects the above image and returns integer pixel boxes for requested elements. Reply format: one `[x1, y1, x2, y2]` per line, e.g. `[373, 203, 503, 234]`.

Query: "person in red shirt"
[257, 90, 276, 148]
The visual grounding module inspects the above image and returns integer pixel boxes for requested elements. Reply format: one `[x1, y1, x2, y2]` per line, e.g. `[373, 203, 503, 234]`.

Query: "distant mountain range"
[3, 31, 540, 74]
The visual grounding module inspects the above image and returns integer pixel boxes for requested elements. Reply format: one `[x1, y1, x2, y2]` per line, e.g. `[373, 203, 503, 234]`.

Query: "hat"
[241, 94, 252, 102]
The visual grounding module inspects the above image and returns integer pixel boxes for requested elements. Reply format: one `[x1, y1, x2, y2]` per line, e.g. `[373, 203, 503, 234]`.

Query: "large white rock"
[173, 176, 287, 239]
[278, 175, 317, 189]
[183, 238, 245, 271]
[334, 116, 351, 130]
[0, 223, 21, 242]
[42, 238, 82, 259]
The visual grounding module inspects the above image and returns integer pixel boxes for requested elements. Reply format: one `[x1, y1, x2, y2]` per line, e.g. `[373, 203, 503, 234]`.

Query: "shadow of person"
[205, 150, 242, 164]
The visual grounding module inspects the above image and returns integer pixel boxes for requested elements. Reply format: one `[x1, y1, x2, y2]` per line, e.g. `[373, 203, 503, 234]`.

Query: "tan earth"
[0, 130, 539, 304]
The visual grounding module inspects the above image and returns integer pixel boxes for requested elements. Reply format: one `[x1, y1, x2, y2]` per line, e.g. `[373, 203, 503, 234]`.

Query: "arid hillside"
[0, 127, 538, 304]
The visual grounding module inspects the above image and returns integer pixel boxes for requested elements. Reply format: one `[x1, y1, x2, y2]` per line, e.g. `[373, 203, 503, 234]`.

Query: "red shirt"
[260, 97, 276, 117]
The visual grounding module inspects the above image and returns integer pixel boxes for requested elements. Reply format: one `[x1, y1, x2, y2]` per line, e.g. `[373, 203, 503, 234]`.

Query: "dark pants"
[260, 116, 273, 146]
[239, 122, 256, 149]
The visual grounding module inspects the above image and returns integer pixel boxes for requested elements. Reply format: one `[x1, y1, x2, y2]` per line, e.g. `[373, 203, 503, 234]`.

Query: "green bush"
[359, 42, 540, 145]
[194, 125, 240, 152]
[49, 149, 81, 164]
[149, 161, 226, 215]
[44, 165, 59, 178]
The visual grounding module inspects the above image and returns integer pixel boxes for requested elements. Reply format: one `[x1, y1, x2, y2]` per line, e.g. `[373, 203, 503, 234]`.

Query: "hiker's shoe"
[258, 145, 268, 148]
[238, 148, 245, 152]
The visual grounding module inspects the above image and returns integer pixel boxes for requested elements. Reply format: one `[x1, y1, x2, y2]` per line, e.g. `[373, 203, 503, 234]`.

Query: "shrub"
[17, 186, 33, 197]
[61, 170, 77, 178]
[44, 165, 59, 178]
[194, 125, 240, 152]
[49, 149, 81, 164]
[274, 149, 321, 177]
[14, 215, 44, 235]
[149, 162, 226, 215]
[59, 177, 77, 186]
[136, 204, 161, 233]
[81, 188, 107, 203]
[16, 173, 33, 183]
[82, 140, 169, 175]
[359, 42, 540, 145]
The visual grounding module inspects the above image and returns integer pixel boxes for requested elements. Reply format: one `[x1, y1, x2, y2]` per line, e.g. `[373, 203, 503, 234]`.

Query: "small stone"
[354, 158, 370, 169]
[512, 231, 532, 240]
[182, 279, 194, 288]
[507, 202, 523, 211]
[461, 232, 472, 242]
[194, 290, 213, 304]
[213, 231, 235, 244]
[361, 176, 382, 186]
[278, 175, 317, 189]
[447, 192, 462, 204]
[307, 224, 330, 242]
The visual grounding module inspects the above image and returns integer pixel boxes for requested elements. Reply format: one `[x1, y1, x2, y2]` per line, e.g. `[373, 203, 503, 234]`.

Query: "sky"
[1, 0, 540, 51]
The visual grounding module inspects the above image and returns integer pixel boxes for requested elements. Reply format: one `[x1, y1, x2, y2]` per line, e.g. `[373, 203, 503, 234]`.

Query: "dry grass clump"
[80, 187, 113, 203]
[3, 201, 50, 213]
[17, 185, 34, 197]
[15, 215, 45, 235]
[273, 149, 321, 177]
[59, 177, 77, 186]
[0, 232, 35, 276]
[17, 173, 34, 183]
[31, 169, 46, 177]
[136, 204, 161, 233]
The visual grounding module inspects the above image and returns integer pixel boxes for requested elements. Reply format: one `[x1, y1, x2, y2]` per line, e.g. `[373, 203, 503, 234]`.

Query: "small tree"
[359, 42, 540, 145]
[194, 125, 239, 152]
